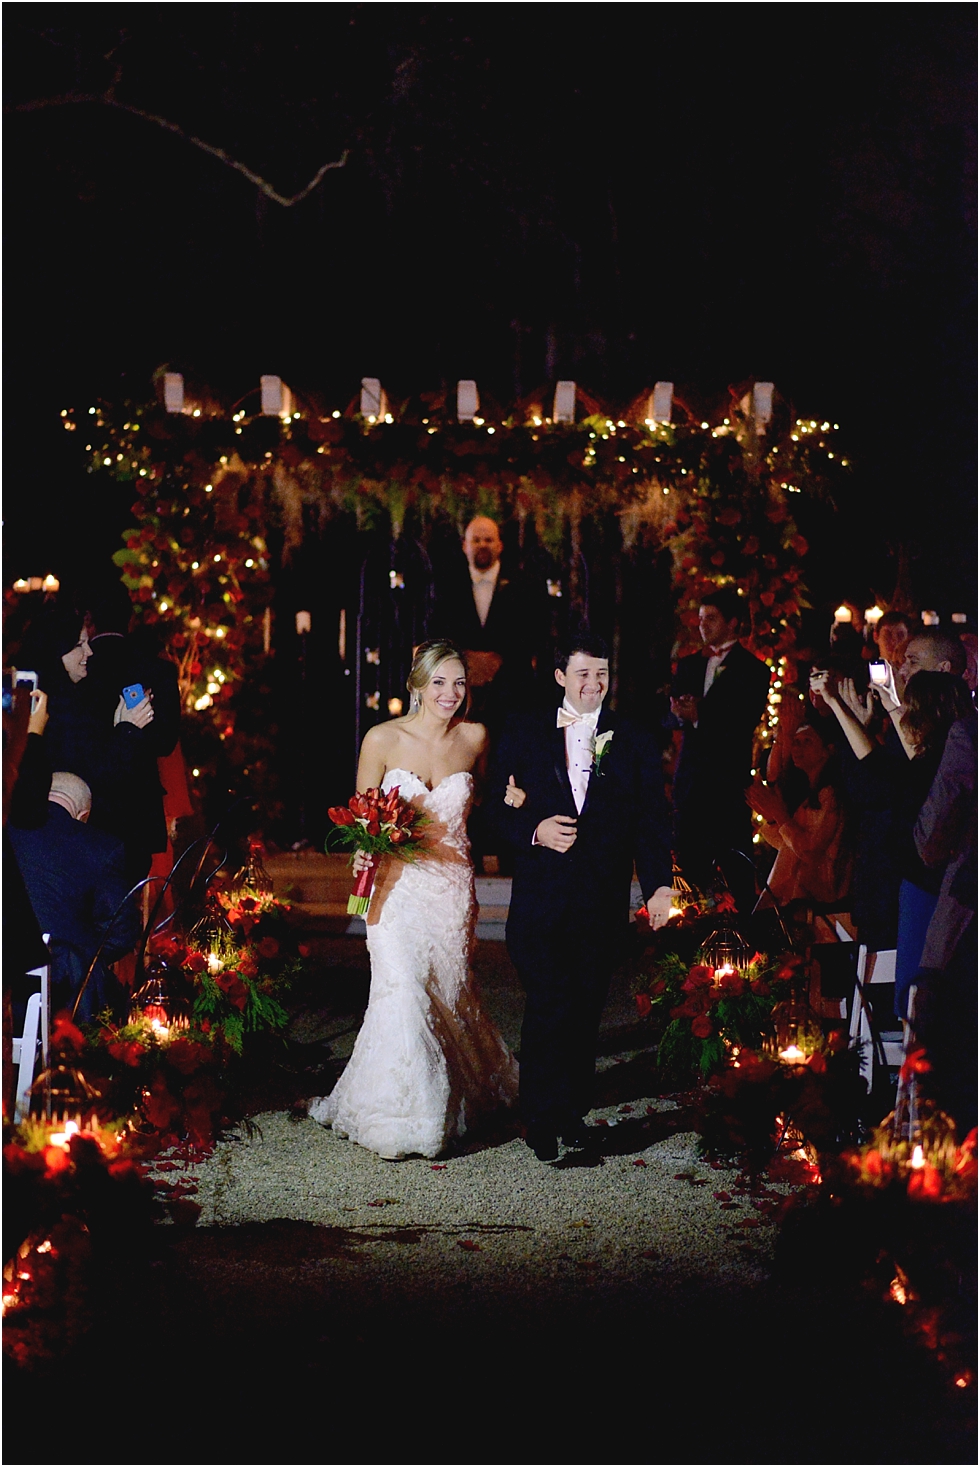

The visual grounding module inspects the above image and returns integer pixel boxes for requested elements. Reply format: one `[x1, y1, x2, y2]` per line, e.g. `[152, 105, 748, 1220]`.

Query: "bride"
[308, 640, 519, 1159]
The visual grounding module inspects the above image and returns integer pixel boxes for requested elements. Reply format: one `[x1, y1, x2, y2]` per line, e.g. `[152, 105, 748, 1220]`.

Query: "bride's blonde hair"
[406, 640, 469, 715]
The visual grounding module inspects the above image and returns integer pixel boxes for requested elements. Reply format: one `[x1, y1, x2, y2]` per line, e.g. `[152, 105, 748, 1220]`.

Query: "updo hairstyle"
[406, 640, 468, 714]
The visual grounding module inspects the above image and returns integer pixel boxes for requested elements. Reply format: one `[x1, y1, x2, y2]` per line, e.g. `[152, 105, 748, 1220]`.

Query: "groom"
[487, 634, 673, 1161]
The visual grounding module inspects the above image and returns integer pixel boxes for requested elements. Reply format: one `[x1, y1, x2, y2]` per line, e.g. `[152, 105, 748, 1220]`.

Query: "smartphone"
[122, 683, 146, 709]
[869, 662, 890, 686]
[14, 671, 38, 693]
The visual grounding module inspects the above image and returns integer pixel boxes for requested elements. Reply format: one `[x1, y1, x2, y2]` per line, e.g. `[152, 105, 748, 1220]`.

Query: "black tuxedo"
[487, 706, 671, 1128]
[670, 641, 771, 904]
[9, 804, 140, 1021]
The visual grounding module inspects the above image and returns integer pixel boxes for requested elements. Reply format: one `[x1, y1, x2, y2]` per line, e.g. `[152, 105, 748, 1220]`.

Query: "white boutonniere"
[592, 729, 614, 775]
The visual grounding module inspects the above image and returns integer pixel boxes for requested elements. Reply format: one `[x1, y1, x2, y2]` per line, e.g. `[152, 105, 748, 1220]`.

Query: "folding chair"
[12, 936, 51, 1122]
[848, 945, 904, 1091]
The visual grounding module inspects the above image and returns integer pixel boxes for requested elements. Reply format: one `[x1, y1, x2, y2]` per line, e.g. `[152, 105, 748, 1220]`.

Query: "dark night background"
[4, 3, 977, 613]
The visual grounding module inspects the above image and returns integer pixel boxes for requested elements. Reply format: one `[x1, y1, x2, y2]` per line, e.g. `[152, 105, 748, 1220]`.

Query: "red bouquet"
[326, 786, 428, 915]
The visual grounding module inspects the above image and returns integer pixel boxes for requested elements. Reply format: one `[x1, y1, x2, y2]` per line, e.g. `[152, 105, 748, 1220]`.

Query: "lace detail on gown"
[308, 769, 519, 1158]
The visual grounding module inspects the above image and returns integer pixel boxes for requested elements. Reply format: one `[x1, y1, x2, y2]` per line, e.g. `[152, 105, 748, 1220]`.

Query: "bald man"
[9, 772, 140, 1020]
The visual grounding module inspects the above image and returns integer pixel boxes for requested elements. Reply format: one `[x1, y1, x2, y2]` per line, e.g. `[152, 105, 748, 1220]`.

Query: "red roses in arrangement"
[327, 786, 428, 915]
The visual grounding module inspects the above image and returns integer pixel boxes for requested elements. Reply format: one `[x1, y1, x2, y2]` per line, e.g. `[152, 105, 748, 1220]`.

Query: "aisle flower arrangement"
[634, 949, 803, 1078]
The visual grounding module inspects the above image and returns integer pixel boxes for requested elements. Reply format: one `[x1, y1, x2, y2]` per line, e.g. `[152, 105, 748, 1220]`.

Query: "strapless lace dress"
[308, 769, 519, 1159]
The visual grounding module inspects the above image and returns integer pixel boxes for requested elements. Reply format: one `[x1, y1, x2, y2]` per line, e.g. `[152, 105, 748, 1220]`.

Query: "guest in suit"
[9, 771, 140, 1021]
[487, 634, 673, 1161]
[81, 588, 182, 882]
[913, 711, 977, 1129]
[669, 589, 771, 909]
[430, 516, 538, 734]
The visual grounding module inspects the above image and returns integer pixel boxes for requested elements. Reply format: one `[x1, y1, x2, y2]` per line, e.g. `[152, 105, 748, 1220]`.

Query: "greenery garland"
[62, 387, 849, 770]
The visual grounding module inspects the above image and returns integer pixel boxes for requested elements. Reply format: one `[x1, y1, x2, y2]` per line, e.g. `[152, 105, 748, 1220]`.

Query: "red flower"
[900, 1048, 931, 1083]
[328, 806, 356, 826]
[51, 1012, 86, 1052]
[710, 551, 726, 567]
[716, 969, 744, 996]
[686, 964, 714, 989]
[43, 1146, 72, 1175]
[238, 954, 259, 979]
[907, 1163, 943, 1201]
[216, 971, 249, 1010]
[714, 892, 737, 913]
[635, 993, 652, 1018]
[691, 1016, 713, 1038]
[743, 535, 760, 556]
[184, 951, 208, 974]
[716, 507, 742, 527]
[108, 1039, 145, 1067]
[650, 978, 667, 996]
[256, 936, 279, 959]
[789, 534, 809, 557]
[167, 1038, 211, 1075]
[759, 591, 776, 607]
[807, 1051, 827, 1073]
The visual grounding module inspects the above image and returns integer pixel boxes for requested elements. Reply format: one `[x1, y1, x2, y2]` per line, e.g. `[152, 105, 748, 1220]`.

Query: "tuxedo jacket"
[486, 707, 672, 958]
[670, 642, 771, 815]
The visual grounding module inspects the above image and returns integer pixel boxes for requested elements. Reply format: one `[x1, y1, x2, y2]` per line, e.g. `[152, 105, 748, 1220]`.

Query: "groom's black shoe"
[559, 1119, 594, 1149]
[525, 1127, 559, 1162]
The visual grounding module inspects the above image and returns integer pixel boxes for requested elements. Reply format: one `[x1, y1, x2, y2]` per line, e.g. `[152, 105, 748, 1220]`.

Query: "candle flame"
[910, 1144, 925, 1169]
[779, 1045, 806, 1064]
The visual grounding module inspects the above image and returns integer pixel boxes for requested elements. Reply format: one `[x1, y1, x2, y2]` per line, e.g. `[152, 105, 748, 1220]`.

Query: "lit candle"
[48, 1119, 80, 1150]
[833, 605, 852, 624]
[864, 606, 883, 626]
[910, 1144, 925, 1169]
[779, 1045, 807, 1065]
[207, 951, 222, 974]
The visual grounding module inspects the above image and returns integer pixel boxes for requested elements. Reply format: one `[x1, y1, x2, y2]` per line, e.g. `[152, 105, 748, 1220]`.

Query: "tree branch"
[7, 92, 348, 207]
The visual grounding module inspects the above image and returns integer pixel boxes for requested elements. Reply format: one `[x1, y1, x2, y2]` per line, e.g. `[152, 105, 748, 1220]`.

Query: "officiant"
[429, 515, 539, 736]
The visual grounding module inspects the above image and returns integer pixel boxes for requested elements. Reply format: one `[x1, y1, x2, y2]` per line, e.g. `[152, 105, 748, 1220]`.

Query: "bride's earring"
[409, 690, 421, 713]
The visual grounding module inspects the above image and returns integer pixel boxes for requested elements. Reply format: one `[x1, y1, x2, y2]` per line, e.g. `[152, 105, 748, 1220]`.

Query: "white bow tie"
[557, 707, 598, 730]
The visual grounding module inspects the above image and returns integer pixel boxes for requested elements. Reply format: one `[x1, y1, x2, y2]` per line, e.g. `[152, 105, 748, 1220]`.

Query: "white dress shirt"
[702, 640, 737, 697]
[469, 559, 501, 627]
[561, 699, 600, 814]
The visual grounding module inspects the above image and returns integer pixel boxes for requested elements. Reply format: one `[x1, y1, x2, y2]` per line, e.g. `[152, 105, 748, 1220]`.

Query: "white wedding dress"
[308, 769, 519, 1159]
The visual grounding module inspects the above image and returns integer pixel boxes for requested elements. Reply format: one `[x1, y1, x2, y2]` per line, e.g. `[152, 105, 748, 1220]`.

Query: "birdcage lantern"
[189, 899, 237, 977]
[129, 956, 190, 1041]
[230, 837, 275, 902]
[697, 924, 753, 984]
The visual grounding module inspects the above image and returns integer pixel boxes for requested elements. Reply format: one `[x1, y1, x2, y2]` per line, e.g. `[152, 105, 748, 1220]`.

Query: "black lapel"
[552, 716, 577, 809]
[580, 705, 614, 815]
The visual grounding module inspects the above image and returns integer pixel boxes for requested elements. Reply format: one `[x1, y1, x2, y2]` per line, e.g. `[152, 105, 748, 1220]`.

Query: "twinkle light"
[194, 693, 213, 711]
[192, 767, 201, 777]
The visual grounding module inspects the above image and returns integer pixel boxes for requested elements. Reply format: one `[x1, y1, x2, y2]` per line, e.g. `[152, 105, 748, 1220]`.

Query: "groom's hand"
[534, 815, 577, 852]
[646, 886, 674, 930]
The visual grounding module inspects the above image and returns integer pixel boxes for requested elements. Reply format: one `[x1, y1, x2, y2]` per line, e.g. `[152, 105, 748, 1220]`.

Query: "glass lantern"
[129, 956, 190, 1041]
[188, 897, 237, 976]
[769, 995, 822, 1065]
[697, 924, 753, 981]
[230, 836, 274, 902]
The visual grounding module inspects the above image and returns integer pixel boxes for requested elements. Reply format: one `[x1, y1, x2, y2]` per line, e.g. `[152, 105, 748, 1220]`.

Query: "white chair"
[848, 945, 904, 1091]
[12, 937, 50, 1123]
[12, 993, 42, 1123]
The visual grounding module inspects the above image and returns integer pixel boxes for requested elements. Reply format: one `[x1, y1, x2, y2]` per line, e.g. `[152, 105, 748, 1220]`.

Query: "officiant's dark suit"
[429, 517, 539, 735]
[670, 636, 770, 906]
[487, 680, 671, 1137]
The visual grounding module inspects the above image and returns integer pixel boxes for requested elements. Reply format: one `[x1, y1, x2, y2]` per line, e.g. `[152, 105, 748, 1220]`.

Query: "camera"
[869, 661, 890, 686]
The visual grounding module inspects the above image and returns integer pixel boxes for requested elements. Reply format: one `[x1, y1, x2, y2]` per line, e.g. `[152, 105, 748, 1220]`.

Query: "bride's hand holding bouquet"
[327, 786, 428, 915]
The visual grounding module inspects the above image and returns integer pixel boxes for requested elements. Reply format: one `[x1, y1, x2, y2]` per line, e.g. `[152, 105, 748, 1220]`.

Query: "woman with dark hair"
[812, 666, 973, 1021]
[19, 604, 155, 883]
[747, 719, 851, 906]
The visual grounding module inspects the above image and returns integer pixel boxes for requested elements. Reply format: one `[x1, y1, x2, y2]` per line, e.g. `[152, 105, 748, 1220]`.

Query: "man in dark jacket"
[81, 588, 181, 882]
[429, 516, 540, 734]
[487, 635, 673, 1160]
[669, 589, 771, 909]
[9, 771, 140, 1021]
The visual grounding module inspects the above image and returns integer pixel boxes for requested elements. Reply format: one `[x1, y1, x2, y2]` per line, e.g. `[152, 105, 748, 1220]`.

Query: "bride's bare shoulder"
[457, 721, 488, 755]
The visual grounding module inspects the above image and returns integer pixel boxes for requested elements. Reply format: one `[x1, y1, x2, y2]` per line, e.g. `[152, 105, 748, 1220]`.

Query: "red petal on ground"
[633, 1159, 647, 1167]
[430, 1164, 447, 1170]
[458, 1239, 481, 1251]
